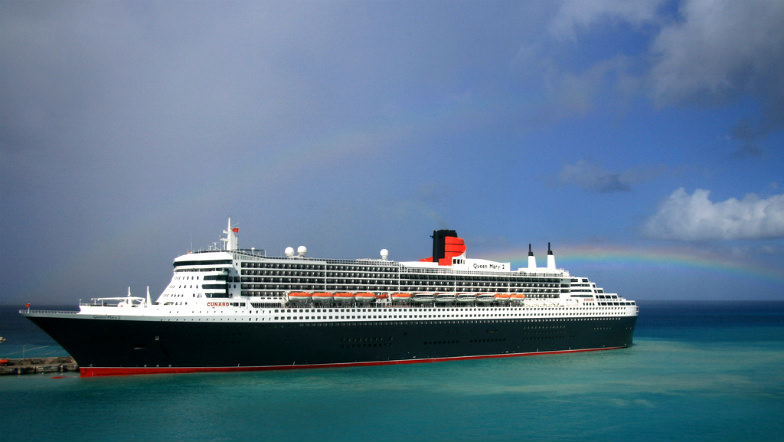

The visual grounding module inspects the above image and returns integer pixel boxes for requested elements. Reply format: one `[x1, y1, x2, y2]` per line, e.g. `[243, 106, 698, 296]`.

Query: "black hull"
[27, 314, 636, 376]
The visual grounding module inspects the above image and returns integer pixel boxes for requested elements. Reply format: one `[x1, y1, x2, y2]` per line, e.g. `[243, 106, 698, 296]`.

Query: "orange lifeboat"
[510, 294, 526, 303]
[391, 293, 411, 304]
[355, 292, 375, 303]
[312, 292, 333, 303]
[494, 293, 511, 304]
[288, 292, 311, 303]
[333, 292, 355, 304]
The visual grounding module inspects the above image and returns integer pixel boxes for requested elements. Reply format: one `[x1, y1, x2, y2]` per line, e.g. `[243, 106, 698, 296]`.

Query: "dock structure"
[0, 357, 78, 375]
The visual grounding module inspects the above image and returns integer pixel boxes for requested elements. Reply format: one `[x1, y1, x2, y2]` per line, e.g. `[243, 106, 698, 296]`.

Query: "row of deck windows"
[239, 261, 565, 282]
[240, 276, 567, 287]
[239, 273, 567, 287]
[239, 284, 565, 293]
[242, 284, 559, 299]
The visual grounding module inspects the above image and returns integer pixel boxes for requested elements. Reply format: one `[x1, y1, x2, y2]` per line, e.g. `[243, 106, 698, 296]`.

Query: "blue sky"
[2, 0, 784, 304]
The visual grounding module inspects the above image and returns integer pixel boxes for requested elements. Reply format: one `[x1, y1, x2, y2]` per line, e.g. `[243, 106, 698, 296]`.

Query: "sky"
[2, 0, 784, 304]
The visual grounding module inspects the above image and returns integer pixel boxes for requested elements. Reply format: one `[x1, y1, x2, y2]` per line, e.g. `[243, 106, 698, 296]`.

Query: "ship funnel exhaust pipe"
[546, 242, 556, 271]
[527, 244, 537, 271]
[431, 230, 458, 263]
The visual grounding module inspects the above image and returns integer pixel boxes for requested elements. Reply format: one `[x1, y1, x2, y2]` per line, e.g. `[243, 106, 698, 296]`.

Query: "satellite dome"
[285, 247, 295, 257]
[297, 245, 307, 257]
[380, 249, 389, 260]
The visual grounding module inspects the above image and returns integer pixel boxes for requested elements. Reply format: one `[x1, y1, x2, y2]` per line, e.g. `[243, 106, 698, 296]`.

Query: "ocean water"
[1, 301, 783, 442]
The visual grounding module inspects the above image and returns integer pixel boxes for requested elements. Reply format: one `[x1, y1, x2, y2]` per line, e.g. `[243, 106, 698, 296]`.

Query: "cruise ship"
[23, 219, 637, 376]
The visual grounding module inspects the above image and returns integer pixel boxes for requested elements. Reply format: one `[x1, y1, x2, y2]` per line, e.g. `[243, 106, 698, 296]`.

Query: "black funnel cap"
[431, 229, 458, 262]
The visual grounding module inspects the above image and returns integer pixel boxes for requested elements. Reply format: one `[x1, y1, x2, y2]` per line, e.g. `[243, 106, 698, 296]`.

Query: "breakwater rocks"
[0, 356, 78, 375]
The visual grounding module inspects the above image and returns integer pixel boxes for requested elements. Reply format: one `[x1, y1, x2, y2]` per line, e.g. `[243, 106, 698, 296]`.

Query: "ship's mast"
[222, 217, 238, 251]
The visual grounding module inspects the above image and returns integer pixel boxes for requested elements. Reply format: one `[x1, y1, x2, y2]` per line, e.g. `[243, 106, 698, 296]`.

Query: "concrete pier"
[0, 356, 78, 375]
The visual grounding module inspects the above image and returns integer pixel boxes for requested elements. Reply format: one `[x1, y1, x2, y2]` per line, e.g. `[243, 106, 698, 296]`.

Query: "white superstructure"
[74, 219, 637, 324]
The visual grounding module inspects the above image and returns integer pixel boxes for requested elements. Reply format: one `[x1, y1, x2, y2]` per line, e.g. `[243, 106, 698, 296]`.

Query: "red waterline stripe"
[79, 346, 626, 377]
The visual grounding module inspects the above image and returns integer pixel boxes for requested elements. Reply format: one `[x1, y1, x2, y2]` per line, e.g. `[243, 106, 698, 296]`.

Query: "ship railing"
[233, 248, 268, 258]
[19, 309, 79, 315]
[243, 256, 399, 267]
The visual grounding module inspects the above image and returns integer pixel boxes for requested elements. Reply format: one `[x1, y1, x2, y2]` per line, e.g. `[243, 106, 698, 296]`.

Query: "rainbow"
[481, 243, 784, 284]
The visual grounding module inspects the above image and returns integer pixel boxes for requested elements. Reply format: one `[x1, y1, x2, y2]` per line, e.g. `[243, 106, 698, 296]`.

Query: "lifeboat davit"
[355, 292, 375, 303]
[333, 292, 355, 304]
[391, 293, 411, 304]
[288, 292, 311, 303]
[312, 292, 333, 303]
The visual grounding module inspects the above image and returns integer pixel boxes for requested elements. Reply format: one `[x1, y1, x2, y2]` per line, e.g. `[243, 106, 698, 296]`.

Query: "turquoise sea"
[1, 301, 783, 442]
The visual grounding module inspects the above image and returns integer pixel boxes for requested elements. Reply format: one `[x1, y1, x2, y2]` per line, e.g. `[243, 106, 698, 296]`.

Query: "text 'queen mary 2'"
[23, 219, 637, 377]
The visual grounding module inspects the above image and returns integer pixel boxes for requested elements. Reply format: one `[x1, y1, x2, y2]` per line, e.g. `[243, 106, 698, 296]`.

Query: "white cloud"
[549, 0, 665, 40]
[548, 0, 784, 118]
[539, 0, 784, 153]
[650, 0, 784, 105]
[649, 0, 784, 150]
[642, 188, 784, 240]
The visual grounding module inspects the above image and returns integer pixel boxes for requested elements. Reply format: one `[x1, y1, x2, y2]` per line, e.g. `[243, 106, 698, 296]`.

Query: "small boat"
[476, 293, 495, 303]
[510, 294, 526, 303]
[391, 293, 411, 303]
[435, 292, 456, 304]
[355, 292, 376, 303]
[494, 293, 511, 304]
[333, 292, 355, 304]
[412, 293, 435, 303]
[311, 292, 333, 303]
[456, 293, 476, 303]
[288, 292, 311, 303]
[0, 336, 6, 344]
